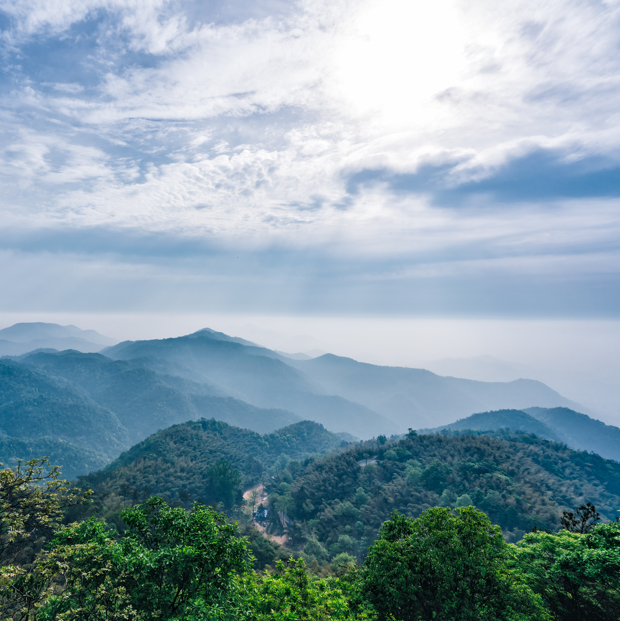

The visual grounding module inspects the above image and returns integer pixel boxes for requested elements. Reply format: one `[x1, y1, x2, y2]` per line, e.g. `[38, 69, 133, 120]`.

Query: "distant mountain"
[0, 325, 597, 473]
[103, 330, 396, 438]
[286, 354, 581, 430]
[0, 351, 308, 478]
[0, 360, 128, 458]
[0, 322, 117, 356]
[421, 355, 528, 383]
[424, 406, 620, 462]
[0, 436, 110, 480]
[422, 409, 562, 441]
[525, 407, 620, 462]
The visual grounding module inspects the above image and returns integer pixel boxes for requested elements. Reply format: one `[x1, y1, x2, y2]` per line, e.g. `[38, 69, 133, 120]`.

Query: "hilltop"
[424, 406, 620, 461]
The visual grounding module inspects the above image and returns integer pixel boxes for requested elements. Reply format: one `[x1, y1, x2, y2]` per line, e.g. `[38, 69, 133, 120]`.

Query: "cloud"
[345, 148, 620, 204]
[1, 0, 620, 317]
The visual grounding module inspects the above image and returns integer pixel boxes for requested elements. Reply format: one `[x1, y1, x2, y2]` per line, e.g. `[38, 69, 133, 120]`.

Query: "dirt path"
[243, 483, 265, 503]
[243, 483, 289, 546]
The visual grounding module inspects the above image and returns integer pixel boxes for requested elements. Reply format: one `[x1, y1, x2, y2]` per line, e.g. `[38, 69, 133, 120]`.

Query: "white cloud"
[1, 0, 620, 309]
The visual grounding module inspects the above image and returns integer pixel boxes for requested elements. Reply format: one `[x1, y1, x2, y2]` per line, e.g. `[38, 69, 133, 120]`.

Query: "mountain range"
[0, 323, 609, 478]
[0, 322, 117, 356]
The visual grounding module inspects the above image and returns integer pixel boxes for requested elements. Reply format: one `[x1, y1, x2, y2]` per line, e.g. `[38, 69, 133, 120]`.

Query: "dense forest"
[71, 419, 620, 568]
[1, 457, 619, 621]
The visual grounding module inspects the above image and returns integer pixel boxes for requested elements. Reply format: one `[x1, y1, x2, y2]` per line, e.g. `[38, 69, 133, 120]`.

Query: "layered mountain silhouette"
[284, 354, 580, 429]
[0, 324, 601, 477]
[0, 322, 117, 356]
[425, 406, 620, 462]
[102, 329, 396, 438]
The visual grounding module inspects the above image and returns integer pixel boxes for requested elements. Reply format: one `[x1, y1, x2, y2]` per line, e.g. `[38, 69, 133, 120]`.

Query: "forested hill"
[276, 431, 620, 553]
[79, 419, 346, 509]
[424, 407, 620, 461]
[78, 420, 620, 556]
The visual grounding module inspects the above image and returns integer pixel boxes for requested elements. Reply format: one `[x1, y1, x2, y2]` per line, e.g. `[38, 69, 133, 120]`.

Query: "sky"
[1, 0, 620, 417]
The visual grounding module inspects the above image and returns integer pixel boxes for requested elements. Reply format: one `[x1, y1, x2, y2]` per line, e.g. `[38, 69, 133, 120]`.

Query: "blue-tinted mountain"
[525, 407, 620, 462]
[423, 409, 561, 440]
[103, 330, 395, 438]
[424, 406, 620, 462]
[20, 350, 303, 440]
[0, 351, 306, 478]
[285, 354, 580, 430]
[0, 360, 128, 457]
[0, 322, 117, 356]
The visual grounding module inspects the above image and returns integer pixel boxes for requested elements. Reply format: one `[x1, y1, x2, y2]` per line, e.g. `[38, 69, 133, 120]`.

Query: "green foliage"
[38, 498, 248, 620]
[205, 461, 243, 509]
[77, 419, 342, 520]
[1, 454, 620, 621]
[513, 521, 620, 620]
[248, 558, 374, 620]
[286, 432, 620, 555]
[362, 508, 549, 621]
[0, 458, 91, 619]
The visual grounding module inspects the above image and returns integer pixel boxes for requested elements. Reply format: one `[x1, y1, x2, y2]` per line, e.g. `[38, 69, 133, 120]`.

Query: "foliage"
[513, 521, 620, 620]
[37, 498, 248, 620]
[0, 458, 90, 619]
[76, 419, 342, 521]
[560, 501, 601, 533]
[247, 558, 374, 621]
[1, 455, 620, 621]
[362, 507, 549, 621]
[284, 431, 620, 556]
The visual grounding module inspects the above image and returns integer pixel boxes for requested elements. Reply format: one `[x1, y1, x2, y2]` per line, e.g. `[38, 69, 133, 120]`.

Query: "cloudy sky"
[1, 0, 620, 320]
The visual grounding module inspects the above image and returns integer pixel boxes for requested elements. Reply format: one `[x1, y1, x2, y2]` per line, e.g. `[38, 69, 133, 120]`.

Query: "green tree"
[37, 497, 248, 620]
[362, 507, 548, 621]
[513, 521, 620, 620]
[206, 461, 242, 509]
[248, 558, 373, 620]
[0, 458, 90, 619]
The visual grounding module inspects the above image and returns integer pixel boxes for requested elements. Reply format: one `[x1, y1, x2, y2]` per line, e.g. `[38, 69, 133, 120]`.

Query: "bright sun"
[332, 0, 467, 129]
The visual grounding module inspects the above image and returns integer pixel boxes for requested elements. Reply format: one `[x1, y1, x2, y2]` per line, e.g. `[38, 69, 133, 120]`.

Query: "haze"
[1, 1, 618, 423]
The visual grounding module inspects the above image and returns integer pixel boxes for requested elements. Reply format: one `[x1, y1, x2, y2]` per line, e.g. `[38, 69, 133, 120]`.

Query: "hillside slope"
[424, 409, 562, 442]
[280, 432, 620, 552]
[22, 350, 301, 442]
[0, 360, 128, 457]
[526, 406, 620, 462]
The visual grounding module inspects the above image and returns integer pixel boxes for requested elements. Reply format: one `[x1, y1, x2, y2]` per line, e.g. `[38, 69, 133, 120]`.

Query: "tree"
[560, 502, 600, 533]
[206, 461, 242, 509]
[247, 488, 260, 515]
[36, 497, 249, 620]
[248, 558, 372, 621]
[0, 458, 90, 619]
[362, 507, 548, 621]
[513, 521, 620, 621]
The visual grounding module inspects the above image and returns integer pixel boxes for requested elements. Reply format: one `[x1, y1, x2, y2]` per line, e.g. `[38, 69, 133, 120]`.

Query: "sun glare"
[332, 0, 466, 128]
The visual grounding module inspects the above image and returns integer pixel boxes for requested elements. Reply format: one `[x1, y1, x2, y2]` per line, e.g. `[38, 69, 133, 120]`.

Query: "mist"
[1, 312, 618, 425]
